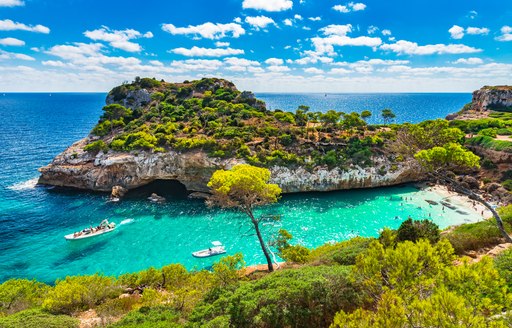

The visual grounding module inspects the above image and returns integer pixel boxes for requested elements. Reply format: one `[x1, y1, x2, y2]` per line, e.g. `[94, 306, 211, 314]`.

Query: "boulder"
[111, 185, 128, 198]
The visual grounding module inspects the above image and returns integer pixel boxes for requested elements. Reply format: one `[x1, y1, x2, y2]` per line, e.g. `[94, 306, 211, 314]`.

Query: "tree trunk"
[248, 210, 274, 272]
[437, 173, 512, 243]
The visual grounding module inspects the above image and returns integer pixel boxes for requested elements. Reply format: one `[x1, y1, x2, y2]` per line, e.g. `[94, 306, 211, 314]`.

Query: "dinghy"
[192, 241, 226, 258]
[65, 219, 116, 240]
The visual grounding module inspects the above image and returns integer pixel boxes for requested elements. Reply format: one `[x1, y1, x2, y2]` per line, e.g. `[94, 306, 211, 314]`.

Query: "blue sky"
[0, 0, 511, 92]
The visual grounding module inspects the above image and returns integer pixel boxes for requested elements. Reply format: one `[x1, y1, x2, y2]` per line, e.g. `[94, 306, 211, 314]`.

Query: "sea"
[0, 92, 475, 283]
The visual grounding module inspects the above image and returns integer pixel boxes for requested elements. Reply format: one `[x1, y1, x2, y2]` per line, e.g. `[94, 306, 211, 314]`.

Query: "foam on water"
[7, 177, 39, 191]
[120, 218, 134, 225]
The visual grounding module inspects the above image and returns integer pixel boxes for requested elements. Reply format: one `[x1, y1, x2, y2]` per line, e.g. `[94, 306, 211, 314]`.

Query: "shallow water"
[0, 92, 477, 283]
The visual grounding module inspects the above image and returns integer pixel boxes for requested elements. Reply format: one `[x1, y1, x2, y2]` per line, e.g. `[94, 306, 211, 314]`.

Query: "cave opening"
[126, 179, 189, 200]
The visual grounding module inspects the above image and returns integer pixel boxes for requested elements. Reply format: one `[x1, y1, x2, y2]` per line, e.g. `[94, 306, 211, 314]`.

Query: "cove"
[0, 182, 482, 283]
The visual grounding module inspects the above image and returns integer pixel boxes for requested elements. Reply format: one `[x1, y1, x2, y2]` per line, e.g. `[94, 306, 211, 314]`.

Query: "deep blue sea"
[0, 92, 477, 283]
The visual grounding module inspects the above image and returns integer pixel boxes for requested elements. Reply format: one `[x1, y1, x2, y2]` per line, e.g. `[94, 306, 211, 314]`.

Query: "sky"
[0, 0, 511, 92]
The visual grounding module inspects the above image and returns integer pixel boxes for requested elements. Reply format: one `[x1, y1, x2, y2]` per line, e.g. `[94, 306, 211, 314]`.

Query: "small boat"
[425, 199, 438, 205]
[192, 241, 226, 258]
[65, 219, 116, 240]
[440, 201, 457, 210]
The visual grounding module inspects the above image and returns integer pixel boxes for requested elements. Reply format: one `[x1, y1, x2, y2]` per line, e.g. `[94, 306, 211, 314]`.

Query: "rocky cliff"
[471, 86, 512, 112]
[38, 136, 421, 194]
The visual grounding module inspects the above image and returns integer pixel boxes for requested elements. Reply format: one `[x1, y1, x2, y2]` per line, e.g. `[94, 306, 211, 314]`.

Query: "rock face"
[38, 138, 423, 194]
[106, 89, 151, 110]
[471, 86, 512, 112]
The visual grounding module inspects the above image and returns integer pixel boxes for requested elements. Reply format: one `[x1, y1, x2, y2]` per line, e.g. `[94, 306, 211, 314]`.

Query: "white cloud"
[170, 59, 223, 72]
[294, 14, 303, 20]
[283, 19, 293, 26]
[468, 10, 478, 19]
[162, 22, 245, 39]
[84, 26, 152, 52]
[245, 16, 276, 30]
[466, 27, 489, 35]
[329, 67, 351, 74]
[0, 0, 24, 7]
[42, 60, 69, 67]
[304, 67, 324, 74]
[333, 2, 366, 13]
[149, 60, 163, 67]
[496, 26, 512, 42]
[265, 58, 284, 65]
[381, 40, 482, 55]
[0, 49, 34, 60]
[170, 46, 244, 57]
[452, 57, 483, 65]
[449, 25, 489, 39]
[267, 65, 290, 72]
[448, 25, 464, 39]
[0, 37, 24, 46]
[242, 0, 292, 12]
[312, 27, 382, 55]
[309, 17, 321, 21]
[0, 19, 50, 33]
[215, 41, 230, 47]
[295, 51, 334, 65]
[367, 26, 378, 35]
[382, 29, 391, 36]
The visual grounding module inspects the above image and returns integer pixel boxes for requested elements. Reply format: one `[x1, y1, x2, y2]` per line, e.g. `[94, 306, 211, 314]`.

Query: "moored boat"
[192, 241, 226, 258]
[65, 219, 116, 240]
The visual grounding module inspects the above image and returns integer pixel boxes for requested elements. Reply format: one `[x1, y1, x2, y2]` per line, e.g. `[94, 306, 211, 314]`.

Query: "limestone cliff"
[38, 136, 422, 194]
[471, 86, 512, 112]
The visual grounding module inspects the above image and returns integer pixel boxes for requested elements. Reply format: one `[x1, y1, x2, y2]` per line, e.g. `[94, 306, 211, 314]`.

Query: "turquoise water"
[0, 92, 477, 283]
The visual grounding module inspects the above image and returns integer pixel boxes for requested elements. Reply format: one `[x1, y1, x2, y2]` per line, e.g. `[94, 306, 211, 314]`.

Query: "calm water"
[0, 92, 476, 283]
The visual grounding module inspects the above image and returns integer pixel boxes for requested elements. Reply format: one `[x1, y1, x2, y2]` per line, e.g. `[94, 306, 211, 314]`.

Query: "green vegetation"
[83, 77, 395, 169]
[467, 135, 512, 153]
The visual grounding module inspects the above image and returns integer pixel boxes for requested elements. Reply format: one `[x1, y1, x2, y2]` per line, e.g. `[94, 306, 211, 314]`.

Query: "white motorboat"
[65, 219, 116, 240]
[192, 241, 226, 258]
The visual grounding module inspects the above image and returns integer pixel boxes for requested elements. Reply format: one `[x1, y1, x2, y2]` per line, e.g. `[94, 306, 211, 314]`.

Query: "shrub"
[308, 237, 373, 265]
[444, 219, 503, 254]
[502, 179, 512, 191]
[495, 248, 512, 289]
[0, 308, 79, 328]
[42, 275, 120, 314]
[481, 158, 497, 169]
[109, 306, 181, 328]
[83, 140, 108, 153]
[281, 245, 311, 264]
[0, 279, 49, 315]
[396, 218, 440, 244]
[466, 135, 512, 152]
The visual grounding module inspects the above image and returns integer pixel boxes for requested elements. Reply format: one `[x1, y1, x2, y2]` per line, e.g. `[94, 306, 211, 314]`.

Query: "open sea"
[0, 92, 476, 283]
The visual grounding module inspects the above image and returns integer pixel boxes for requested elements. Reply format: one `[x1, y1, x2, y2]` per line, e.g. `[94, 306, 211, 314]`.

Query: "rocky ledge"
[448, 85, 512, 120]
[38, 137, 422, 195]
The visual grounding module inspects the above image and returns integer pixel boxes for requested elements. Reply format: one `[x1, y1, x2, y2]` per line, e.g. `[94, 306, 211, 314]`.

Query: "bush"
[444, 219, 504, 254]
[308, 237, 373, 265]
[83, 140, 108, 153]
[495, 248, 512, 289]
[466, 135, 512, 153]
[396, 218, 440, 244]
[109, 306, 181, 328]
[0, 279, 49, 315]
[0, 308, 78, 328]
[502, 179, 512, 191]
[42, 275, 120, 314]
[281, 245, 311, 264]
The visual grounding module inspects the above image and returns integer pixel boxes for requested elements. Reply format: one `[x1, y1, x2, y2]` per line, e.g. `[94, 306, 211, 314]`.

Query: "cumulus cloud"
[0, 0, 24, 7]
[382, 29, 392, 36]
[170, 46, 244, 57]
[367, 26, 378, 35]
[449, 25, 489, 39]
[162, 22, 245, 39]
[245, 16, 276, 30]
[309, 17, 322, 21]
[267, 65, 291, 72]
[265, 58, 284, 65]
[380, 40, 482, 55]
[0, 37, 24, 46]
[0, 19, 50, 33]
[0, 49, 34, 60]
[452, 57, 483, 65]
[333, 2, 366, 13]
[84, 26, 153, 52]
[283, 19, 293, 26]
[312, 24, 382, 55]
[304, 67, 324, 74]
[242, 0, 292, 12]
[496, 26, 512, 42]
[215, 41, 230, 47]
[224, 57, 261, 72]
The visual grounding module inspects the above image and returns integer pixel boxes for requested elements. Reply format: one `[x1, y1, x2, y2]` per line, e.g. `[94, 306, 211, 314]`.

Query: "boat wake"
[7, 178, 39, 191]
[120, 218, 134, 225]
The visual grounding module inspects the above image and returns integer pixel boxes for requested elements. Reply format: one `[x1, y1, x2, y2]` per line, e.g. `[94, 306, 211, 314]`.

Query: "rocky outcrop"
[468, 145, 512, 164]
[471, 86, 512, 112]
[38, 138, 423, 194]
[106, 89, 151, 110]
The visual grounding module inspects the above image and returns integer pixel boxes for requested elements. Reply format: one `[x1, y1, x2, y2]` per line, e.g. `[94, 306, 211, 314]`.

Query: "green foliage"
[396, 218, 440, 244]
[479, 127, 498, 137]
[139, 78, 161, 89]
[495, 248, 512, 289]
[0, 308, 79, 328]
[281, 245, 311, 264]
[308, 237, 372, 265]
[444, 219, 505, 254]
[0, 279, 48, 315]
[361, 110, 372, 119]
[111, 132, 158, 151]
[109, 306, 181, 328]
[212, 254, 246, 287]
[190, 265, 361, 328]
[42, 275, 119, 314]
[415, 142, 480, 172]
[466, 135, 512, 153]
[83, 140, 108, 153]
